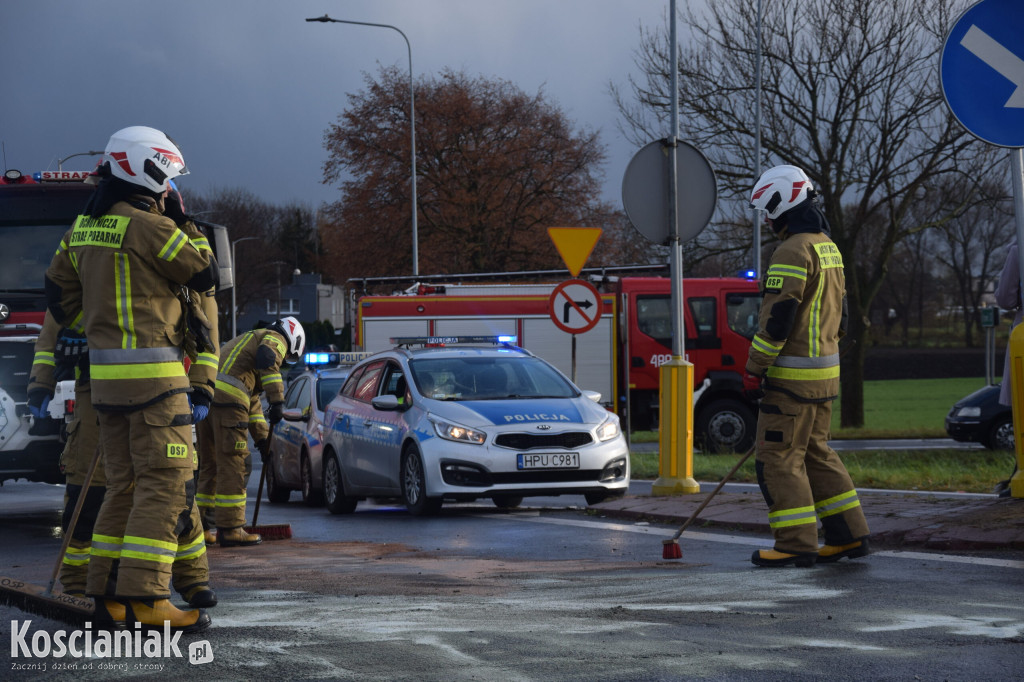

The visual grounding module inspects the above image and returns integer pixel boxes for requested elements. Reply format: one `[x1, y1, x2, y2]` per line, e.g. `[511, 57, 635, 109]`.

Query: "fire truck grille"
[493, 432, 593, 450]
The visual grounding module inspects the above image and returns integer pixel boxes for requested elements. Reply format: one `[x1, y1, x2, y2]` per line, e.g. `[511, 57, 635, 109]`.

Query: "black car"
[945, 384, 1013, 451]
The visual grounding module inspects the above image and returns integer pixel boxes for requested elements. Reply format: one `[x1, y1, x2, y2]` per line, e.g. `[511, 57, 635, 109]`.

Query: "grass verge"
[629, 448, 1014, 494]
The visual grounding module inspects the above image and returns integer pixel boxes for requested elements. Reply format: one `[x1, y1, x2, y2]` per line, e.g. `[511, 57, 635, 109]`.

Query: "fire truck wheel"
[695, 398, 755, 454]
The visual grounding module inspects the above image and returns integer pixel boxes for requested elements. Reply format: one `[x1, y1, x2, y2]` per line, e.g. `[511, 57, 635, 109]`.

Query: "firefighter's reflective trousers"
[198, 402, 252, 530]
[86, 393, 208, 599]
[754, 391, 870, 554]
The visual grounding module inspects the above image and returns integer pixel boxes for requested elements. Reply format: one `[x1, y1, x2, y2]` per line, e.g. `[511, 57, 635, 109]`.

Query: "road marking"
[483, 514, 1024, 569]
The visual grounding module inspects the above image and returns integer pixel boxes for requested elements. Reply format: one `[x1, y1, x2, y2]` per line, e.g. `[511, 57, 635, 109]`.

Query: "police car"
[319, 336, 630, 516]
[265, 351, 370, 505]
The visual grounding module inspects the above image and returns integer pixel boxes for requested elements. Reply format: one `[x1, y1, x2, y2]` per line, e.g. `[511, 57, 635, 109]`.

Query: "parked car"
[265, 352, 370, 505]
[945, 384, 1013, 451]
[320, 336, 630, 516]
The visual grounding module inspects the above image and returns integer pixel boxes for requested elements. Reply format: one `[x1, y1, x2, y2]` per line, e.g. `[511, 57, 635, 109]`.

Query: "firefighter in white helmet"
[744, 164, 870, 568]
[45, 125, 216, 632]
[198, 317, 305, 546]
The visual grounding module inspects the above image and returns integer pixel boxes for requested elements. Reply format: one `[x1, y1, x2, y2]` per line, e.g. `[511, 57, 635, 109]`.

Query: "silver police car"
[320, 336, 630, 515]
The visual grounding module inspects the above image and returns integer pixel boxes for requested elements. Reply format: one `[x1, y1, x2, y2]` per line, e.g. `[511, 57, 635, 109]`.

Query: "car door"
[275, 376, 308, 487]
[363, 362, 411, 488]
[336, 360, 387, 489]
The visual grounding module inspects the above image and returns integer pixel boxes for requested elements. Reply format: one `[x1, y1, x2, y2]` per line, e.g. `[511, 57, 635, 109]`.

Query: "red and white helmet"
[750, 165, 813, 219]
[276, 316, 306, 362]
[104, 126, 188, 194]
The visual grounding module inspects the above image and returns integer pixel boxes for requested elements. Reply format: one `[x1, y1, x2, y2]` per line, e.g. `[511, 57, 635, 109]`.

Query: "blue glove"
[189, 392, 211, 424]
[28, 395, 51, 419]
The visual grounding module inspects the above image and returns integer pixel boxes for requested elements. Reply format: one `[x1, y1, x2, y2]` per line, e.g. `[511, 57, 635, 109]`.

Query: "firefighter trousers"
[86, 394, 204, 600]
[202, 402, 252, 530]
[195, 416, 216, 531]
[754, 392, 870, 554]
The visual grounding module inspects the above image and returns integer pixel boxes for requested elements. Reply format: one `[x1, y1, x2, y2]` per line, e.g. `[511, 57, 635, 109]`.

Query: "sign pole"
[1008, 148, 1024, 497]
[652, 0, 699, 496]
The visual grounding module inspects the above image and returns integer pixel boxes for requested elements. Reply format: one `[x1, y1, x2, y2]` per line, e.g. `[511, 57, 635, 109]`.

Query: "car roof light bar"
[389, 335, 519, 348]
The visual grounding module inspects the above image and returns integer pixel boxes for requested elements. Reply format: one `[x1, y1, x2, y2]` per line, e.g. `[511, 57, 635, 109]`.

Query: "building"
[235, 271, 346, 337]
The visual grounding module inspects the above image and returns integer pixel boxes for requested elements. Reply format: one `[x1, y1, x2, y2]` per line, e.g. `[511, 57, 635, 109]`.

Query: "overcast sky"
[1, 1, 673, 210]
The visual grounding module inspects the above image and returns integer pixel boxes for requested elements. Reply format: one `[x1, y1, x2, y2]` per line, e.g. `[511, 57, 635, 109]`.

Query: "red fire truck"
[352, 275, 762, 452]
[0, 169, 95, 484]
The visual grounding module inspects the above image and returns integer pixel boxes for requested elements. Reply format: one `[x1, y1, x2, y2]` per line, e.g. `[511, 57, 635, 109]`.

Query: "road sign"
[621, 139, 717, 245]
[941, 0, 1024, 147]
[548, 279, 601, 334]
[547, 227, 602, 277]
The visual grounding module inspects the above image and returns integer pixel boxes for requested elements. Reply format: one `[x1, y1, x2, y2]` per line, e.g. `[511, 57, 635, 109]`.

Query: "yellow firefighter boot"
[217, 526, 262, 547]
[126, 598, 211, 633]
[818, 538, 870, 563]
[93, 599, 127, 630]
[751, 548, 817, 568]
[203, 529, 217, 546]
[181, 584, 219, 608]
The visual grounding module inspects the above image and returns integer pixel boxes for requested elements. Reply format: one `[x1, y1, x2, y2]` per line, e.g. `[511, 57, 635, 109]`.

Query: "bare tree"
[614, 0, 1006, 427]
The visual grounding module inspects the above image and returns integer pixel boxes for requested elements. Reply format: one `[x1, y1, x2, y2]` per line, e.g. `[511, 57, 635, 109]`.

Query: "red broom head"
[662, 539, 682, 560]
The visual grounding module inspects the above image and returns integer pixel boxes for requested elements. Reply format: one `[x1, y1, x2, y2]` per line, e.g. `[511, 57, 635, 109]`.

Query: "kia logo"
[536, 424, 551, 430]
[0, 303, 8, 323]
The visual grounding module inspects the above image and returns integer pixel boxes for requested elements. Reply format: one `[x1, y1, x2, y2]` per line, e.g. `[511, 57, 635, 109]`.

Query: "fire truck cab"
[0, 170, 95, 484]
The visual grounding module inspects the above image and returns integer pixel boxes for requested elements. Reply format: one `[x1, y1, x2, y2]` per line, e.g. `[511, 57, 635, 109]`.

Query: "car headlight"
[431, 418, 486, 445]
[956, 406, 982, 418]
[597, 417, 620, 442]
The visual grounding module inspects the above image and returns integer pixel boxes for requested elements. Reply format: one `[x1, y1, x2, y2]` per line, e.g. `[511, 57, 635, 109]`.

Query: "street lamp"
[306, 14, 419, 277]
[231, 236, 260, 338]
[57, 150, 104, 170]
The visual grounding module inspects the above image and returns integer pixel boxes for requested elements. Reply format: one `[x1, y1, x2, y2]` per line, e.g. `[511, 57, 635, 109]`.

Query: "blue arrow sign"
[941, 0, 1024, 147]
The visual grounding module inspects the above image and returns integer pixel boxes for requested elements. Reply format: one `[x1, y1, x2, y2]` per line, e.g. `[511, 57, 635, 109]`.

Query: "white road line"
[481, 514, 1024, 569]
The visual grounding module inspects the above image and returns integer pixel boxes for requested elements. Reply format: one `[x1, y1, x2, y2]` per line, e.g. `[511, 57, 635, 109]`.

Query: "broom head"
[0, 576, 94, 627]
[245, 523, 292, 540]
[662, 538, 683, 560]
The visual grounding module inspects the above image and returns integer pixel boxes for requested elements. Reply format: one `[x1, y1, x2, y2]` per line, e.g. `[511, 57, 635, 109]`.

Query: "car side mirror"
[371, 394, 403, 411]
[282, 407, 309, 422]
[582, 390, 602, 403]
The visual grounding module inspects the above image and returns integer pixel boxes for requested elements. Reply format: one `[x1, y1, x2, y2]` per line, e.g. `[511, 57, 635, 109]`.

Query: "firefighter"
[200, 317, 304, 547]
[27, 312, 218, 610]
[45, 126, 217, 632]
[744, 164, 870, 568]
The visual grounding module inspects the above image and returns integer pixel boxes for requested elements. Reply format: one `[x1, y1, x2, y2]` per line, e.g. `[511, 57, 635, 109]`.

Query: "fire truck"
[0, 168, 233, 484]
[351, 274, 762, 452]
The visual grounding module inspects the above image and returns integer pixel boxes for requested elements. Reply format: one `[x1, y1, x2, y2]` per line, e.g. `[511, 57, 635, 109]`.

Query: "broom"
[0, 443, 102, 626]
[244, 453, 292, 540]
[662, 445, 755, 560]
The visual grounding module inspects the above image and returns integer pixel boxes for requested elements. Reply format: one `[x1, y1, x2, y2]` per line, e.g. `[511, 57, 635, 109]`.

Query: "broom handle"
[46, 442, 102, 596]
[669, 445, 755, 542]
[251, 460, 267, 528]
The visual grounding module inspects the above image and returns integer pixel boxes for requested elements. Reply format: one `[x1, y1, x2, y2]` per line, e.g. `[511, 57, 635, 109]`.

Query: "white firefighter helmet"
[276, 316, 306, 362]
[750, 165, 813, 220]
[104, 126, 188, 194]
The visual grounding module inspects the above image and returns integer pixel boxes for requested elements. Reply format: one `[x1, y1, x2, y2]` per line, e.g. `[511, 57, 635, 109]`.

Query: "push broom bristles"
[662, 539, 683, 560]
[0, 577, 94, 627]
[245, 464, 292, 541]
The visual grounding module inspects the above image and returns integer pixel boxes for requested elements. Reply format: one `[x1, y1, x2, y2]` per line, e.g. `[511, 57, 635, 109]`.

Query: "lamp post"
[306, 14, 419, 277]
[231, 236, 260, 338]
[57, 150, 104, 170]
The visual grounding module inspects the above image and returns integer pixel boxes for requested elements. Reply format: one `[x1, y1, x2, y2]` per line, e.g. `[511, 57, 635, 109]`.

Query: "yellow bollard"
[651, 356, 700, 495]
[1008, 323, 1024, 498]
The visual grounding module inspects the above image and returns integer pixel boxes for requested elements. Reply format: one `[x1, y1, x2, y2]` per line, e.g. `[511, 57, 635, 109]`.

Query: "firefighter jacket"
[212, 329, 287, 411]
[44, 197, 215, 411]
[180, 220, 220, 403]
[746, 203, 846, 402]
[27, 311, 61, 401]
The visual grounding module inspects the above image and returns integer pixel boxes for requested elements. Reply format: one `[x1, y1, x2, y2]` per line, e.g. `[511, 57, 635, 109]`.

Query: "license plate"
[517, 452, 579, 470]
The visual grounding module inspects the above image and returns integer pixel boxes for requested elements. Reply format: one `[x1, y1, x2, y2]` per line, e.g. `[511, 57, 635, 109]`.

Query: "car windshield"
[410, 355, 577, 401]
[317, 377, 346, 410]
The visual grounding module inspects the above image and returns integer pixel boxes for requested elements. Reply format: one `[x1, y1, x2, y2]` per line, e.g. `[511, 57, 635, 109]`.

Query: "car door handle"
[364, 420, 373, 428]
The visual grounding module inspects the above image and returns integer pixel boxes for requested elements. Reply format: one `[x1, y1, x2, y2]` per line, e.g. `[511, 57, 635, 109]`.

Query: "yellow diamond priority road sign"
[547, 227, 602, 277]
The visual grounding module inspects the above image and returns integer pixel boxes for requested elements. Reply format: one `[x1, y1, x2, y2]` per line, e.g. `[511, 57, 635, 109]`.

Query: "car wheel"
[301, 452, 324, 507]
[401, 447, 442, 516]
[585, 490, 626, 506]
[323, 451, 357, 515]
[491, 494, 523, 509]
[264, 451, 291, 504]
[695, 398, 755, 454]
[987, 416, 1015, 451]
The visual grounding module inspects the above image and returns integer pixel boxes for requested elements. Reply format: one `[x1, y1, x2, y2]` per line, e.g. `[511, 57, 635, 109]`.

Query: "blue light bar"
[305, 352, 332, 365]
[740, 269, 758, 280]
